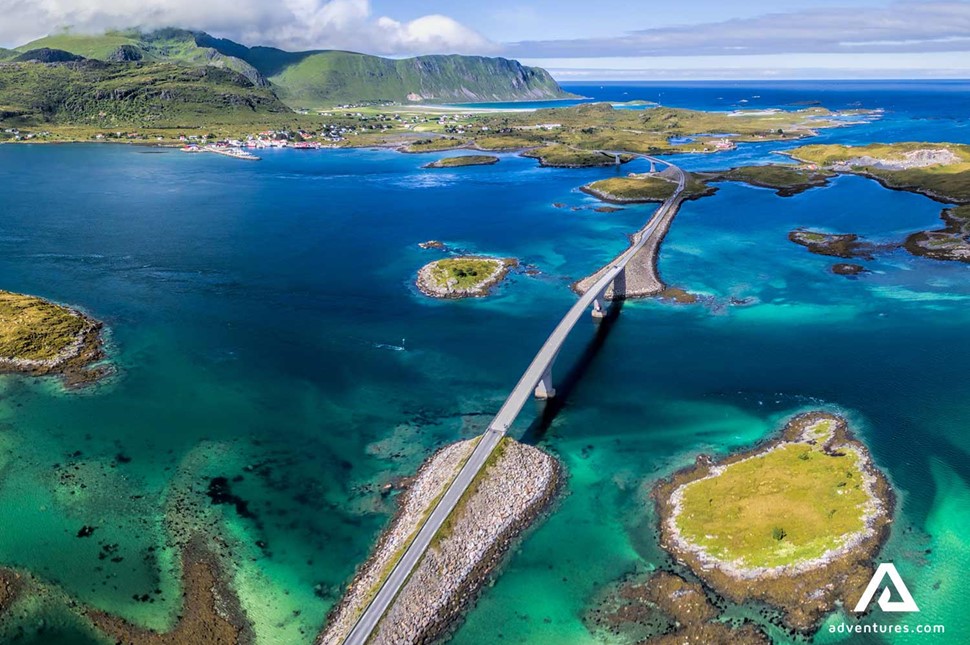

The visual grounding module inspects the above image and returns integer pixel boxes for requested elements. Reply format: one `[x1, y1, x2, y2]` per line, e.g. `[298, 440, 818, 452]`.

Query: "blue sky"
[3, 0, 969, 78]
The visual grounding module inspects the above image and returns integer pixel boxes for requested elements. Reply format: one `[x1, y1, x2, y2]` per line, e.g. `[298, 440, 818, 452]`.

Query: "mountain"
[0, 59, 289, 126]
[17, 29, 575, 107]
[17, 30, 267, 87]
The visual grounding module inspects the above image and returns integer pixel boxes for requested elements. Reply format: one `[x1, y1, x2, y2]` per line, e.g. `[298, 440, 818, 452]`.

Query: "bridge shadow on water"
[519, 298, 625, 445]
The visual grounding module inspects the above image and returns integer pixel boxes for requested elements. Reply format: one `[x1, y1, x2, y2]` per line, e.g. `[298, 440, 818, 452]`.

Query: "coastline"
[0, 294, 108, 388]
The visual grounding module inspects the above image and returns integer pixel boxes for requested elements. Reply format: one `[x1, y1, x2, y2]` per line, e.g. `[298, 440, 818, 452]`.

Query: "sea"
[0, 81, 966, 644]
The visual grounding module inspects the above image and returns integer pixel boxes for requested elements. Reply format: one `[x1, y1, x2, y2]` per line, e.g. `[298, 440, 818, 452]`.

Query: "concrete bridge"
[343, 155, 685, 645]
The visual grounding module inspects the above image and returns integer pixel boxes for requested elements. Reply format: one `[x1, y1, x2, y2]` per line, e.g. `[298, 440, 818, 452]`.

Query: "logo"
[853, 563, 919, 613]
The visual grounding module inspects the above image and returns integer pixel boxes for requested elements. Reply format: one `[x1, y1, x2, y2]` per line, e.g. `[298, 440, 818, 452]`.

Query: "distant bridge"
[343, 155, 685, 645]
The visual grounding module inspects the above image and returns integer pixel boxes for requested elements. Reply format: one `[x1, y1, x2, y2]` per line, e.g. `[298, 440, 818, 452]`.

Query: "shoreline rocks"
[319, 437, 561, 645]
[0, 290, 108, 388]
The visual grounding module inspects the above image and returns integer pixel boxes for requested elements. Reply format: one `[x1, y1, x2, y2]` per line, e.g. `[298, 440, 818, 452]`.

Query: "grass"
[405, 137, 468, 152]
[432, 438, 509, 546]
[428, 258, 504, 289]
[788, 143, 970, 203]
[702, 165, 835, 195]
[674, 440, 870, 569]
[426, 155, 499, 168]
[0, 291, 86, 361]
[583, 175, 677, 201]
[522, 144, 630, 167]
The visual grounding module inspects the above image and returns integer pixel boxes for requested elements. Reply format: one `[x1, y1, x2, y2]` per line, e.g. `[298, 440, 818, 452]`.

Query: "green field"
[674, 434, 870, 569]
[0, 291, 86, 361]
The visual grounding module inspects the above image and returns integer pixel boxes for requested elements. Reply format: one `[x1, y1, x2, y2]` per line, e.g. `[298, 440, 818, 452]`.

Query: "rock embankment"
[319, 438, 561, 645]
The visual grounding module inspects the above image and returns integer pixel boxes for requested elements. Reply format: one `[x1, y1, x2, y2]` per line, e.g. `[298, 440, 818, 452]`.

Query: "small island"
[654, 412, 893, 632]
[0, 290, 106, 387]
[416, 256, 516, 299]
[699, 164, 836, 197]
[788, 229, 878, 259]
[581, 175, 679, 203]
[522, 144, 633, 168]
[904, 204, 970, 263]
[424, 155, 499, 169]
[582, 173, 715, 204]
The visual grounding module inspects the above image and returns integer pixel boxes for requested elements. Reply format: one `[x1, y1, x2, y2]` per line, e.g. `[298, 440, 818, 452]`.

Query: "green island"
[698, 164, 836, 196]
[582, 172, 715, 203]
[423, 155, 500, 169]
[0, 290, 107, 386]
[415, 256, 517, 299]
[521, 144, 633, 168]
[654, 411, 893, 632]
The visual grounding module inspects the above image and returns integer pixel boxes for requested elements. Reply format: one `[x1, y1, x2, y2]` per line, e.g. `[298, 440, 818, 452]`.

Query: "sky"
[1, 0, 969, 79]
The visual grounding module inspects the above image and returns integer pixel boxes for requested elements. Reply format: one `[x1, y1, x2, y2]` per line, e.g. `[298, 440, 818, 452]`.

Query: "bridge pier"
[614, 153, 621, 166]
[591, 297, 606, 319]
[649, 160, 656, 173]
[534, 368, 556, 400]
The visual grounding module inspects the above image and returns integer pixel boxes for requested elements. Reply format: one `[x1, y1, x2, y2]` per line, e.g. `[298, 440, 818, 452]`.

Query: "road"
[343, 155, 685, 645]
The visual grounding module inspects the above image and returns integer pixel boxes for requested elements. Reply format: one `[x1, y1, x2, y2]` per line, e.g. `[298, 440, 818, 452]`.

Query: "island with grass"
[423, 155, 500, 169]
[698, 164, 836, 197]
[786, 142, 970, 203]
[653, 411, 893, 633]
[521, 144, 633, 168]
[0, 290, 106, 387]
[416, 256, 516, 299]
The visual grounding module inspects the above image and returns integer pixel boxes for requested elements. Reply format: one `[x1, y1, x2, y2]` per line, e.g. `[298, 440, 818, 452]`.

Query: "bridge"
[343, 155, 685, 645]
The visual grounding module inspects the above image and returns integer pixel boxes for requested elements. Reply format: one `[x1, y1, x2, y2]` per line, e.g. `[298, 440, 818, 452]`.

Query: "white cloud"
[0, 0, 497, 55]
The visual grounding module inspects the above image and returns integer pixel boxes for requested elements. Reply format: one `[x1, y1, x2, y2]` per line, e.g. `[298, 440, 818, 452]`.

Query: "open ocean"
[0, 81, 967, 644]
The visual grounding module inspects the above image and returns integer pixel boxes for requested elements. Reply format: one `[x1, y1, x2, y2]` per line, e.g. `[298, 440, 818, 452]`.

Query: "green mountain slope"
[261, 51, 570, 106]
[19, 30, 267, 86]
[18, 29, 574, 107]
[0, 60, 288, 127]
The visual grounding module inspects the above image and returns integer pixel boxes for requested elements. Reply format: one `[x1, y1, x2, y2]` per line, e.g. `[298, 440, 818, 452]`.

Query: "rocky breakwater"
[319, 437, 561, 644]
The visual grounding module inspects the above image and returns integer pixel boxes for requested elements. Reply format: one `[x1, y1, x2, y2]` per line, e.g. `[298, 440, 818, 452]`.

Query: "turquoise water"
[0, 82, 967, 644]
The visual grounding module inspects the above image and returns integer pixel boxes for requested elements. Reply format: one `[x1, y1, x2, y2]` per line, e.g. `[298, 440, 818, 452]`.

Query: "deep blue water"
[0, 81, 967, 644]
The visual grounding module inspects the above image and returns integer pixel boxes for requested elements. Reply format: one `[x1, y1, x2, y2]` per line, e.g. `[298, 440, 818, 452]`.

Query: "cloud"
[0, 0, 496, 55]
[506, 1, 970, 58]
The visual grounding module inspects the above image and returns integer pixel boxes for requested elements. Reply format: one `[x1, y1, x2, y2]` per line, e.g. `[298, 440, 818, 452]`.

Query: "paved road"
[343, 156, 685, 645]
